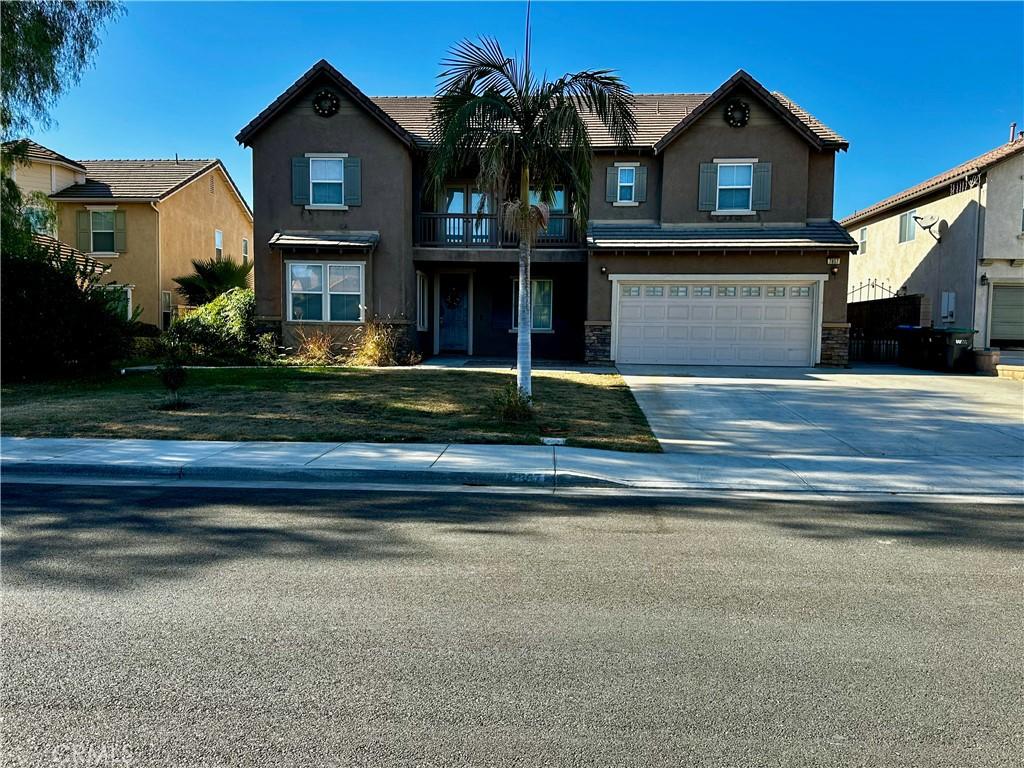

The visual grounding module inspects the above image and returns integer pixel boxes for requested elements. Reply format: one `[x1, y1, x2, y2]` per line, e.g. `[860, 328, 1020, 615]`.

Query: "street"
[2, 483, 1022, 767]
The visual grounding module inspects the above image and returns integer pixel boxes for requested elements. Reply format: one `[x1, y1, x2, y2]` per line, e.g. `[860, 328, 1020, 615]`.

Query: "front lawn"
[0, 367, 659, 452]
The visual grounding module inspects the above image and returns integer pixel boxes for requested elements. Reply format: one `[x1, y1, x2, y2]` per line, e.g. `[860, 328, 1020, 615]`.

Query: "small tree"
[428, 36, 636, 396]
[173, 257, 253, 306]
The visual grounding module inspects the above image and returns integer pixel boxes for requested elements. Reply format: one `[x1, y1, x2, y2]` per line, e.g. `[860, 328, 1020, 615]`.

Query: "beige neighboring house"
[842, 132, 1024, 349]
[3, 139, 88, 232]
[46, 156, 254, 328]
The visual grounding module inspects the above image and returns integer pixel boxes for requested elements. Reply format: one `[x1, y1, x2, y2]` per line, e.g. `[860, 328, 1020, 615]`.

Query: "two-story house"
[4, 140, 255, 329]
[842, 133, 1024, 350]
[237, 61, 855, 366]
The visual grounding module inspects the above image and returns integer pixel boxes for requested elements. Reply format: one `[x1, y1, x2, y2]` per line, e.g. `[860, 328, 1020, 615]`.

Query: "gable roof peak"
[235, 59, 413, 147]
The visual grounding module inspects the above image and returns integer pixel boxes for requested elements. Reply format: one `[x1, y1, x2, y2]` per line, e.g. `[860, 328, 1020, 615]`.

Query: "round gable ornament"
[312, 89, 340, 118]
[723, 99, 750, 128]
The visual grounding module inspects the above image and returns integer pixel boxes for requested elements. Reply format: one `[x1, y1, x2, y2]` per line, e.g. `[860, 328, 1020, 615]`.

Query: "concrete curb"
[0, 460, 627, 489]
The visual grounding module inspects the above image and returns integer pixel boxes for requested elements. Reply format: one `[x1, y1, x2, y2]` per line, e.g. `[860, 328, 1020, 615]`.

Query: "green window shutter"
[752, 162, 772, 210]
[291, 156, 310, 205]
[76, 210, 91, 252]
[344, 157, 361, 206]
[635, 166, 648, 203]
[698, 163, 717, 211]
[605, 166, 617, 202]
[113, 210, 127, 252]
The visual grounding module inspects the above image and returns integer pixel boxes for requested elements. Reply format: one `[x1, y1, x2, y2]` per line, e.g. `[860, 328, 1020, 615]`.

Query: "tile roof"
[32, 233, 106, 276]
[50, 159, 217, 200]
[2, 138, 87, 172]
[587, 221, 856, 251]
[841, 136, 1024, 227]
[236, 60, 846, 152]
[269, 230, 380, 249]
[370, 89, 846, 151]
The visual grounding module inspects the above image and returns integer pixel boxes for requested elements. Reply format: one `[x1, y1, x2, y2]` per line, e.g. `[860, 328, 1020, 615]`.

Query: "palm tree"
[173, 257, 253, 306]
[428, 36, 636, 396]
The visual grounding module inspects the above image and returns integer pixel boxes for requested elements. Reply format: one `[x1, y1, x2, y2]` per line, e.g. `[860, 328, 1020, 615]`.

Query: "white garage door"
[615, 280, 817, 366]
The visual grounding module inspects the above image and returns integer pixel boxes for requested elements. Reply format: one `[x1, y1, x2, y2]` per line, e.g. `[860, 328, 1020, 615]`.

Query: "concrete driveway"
[619, 364, 1024, 460]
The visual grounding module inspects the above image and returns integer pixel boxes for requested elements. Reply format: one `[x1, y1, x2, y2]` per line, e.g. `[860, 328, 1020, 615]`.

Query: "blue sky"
[34, 1, 1023, 218]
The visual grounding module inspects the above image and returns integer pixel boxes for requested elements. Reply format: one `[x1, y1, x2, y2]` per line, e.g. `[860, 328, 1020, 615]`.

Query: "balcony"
[415, 213, 580, 249]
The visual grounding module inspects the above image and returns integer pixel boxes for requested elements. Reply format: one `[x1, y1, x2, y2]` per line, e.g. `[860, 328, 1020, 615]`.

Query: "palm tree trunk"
[516, 166, 532, 396]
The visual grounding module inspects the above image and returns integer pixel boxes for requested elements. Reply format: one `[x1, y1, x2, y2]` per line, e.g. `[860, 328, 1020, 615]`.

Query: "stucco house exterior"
[50, 158, 254, 328]
[237, 60, 855, 366]
[842, 134, 1024, 350]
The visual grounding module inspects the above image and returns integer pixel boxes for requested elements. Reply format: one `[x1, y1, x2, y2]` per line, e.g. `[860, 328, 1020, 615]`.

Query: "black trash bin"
[934, 328, 977, 371]
[895, 325, 926, 368]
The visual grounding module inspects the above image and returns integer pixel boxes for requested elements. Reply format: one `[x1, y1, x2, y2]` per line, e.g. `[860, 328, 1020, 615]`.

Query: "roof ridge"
[79, 158, 217, 162]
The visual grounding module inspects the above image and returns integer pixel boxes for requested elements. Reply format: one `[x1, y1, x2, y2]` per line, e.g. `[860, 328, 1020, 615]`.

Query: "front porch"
[413, 260, 587, 362]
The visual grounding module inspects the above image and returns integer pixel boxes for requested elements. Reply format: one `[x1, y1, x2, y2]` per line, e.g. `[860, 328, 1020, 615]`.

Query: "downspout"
[970, 177, 984, 344]
[151, 201, 161, 325]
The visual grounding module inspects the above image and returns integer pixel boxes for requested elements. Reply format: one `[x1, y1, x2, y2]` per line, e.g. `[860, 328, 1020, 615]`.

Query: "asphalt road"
[2, 483, 1022, 767]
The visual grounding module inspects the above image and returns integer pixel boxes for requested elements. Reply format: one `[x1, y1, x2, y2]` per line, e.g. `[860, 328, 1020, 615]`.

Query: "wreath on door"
[444, 287, 463, 310]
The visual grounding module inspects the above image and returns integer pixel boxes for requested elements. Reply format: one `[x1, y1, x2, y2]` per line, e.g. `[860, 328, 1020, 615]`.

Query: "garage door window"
[790, 286, 811, 297]
[767, 286, 787, 297]
[742, 286, 761, 297]
[622, 285, 640, 297]
[694, 286, 713, 297]
[670, 286, 688, 297]
[717, 286, 737, 297]
[645, 286, 664, 297]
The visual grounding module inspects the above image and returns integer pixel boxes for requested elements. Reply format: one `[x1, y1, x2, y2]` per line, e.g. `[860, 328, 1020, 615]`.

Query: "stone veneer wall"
[584, 321, 612, 363]
[820, 323, 850, 367]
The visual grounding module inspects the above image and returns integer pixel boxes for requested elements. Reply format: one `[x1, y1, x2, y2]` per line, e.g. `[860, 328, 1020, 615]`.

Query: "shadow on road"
[2, 483, 1021, 592]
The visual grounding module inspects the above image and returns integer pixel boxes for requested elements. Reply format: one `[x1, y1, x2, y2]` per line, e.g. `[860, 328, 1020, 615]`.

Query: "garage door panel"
[616, 280, 816, 367]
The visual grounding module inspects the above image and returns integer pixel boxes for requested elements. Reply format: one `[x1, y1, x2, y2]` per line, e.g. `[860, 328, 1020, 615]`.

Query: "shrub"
[1, 252, 134, 380]
[347, 314, 421, 366]
[492, 381, 534, 422]
[293, 326, 339, 365]
[165, 288, 268, 363]
[156, 358, 187, 400]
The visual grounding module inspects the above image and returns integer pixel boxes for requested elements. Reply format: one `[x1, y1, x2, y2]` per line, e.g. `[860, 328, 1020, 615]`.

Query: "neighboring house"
[237, 60, 855, 366]
[47, 158, 254, 328]
[842, 134, 1024, 349]
[2, 139, 88, 234]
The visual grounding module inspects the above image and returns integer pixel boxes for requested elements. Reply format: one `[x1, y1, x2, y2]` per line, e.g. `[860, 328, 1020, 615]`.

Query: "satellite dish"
[913, 214, 939, 229]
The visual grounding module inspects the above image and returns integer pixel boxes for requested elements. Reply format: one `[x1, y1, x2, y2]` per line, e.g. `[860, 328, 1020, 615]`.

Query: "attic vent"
[209, 175, 215, 195]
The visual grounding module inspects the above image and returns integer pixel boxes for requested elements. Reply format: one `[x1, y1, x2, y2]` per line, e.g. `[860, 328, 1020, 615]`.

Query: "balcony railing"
[415, 213, 579, 248]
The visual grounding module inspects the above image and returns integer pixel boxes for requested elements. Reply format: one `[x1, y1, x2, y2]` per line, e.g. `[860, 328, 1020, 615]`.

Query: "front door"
[438, 274, 470, 352]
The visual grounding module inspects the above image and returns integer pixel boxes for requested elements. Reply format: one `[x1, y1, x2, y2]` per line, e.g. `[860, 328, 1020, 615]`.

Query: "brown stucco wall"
[158, 166, 253, 320]
[659, 86, 834, 225]
[57, 201, 161, 325]
[247, 75, 414, 331]
[807, 151, 836, 220]
[588, 152, 660, 222]
[586, 250, 849, 324]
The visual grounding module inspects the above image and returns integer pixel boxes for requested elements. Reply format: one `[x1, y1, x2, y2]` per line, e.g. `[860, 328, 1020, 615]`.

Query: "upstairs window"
[215, 229, 223, 260]
[717, 163, 753, 211]
[242, 238, 249, 264]
[530, 186, 566, 237]
[858, 227, 868, 254]
[617, 166, 635, 202]
[91, 211, 116, 252]
[898, 210, 916, 243]
[310, 157, 344, 205]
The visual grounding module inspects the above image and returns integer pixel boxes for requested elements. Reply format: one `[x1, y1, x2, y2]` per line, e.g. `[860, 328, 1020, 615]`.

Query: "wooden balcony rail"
[415, 213, 578, 248]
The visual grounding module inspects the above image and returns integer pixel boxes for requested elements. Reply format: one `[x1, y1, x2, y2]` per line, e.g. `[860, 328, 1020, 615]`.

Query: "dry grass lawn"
[1, 367, 660, 453]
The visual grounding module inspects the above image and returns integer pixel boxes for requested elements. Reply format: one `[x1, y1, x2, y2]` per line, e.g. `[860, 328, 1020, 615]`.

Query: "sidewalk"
[2, 437, 1021, 496]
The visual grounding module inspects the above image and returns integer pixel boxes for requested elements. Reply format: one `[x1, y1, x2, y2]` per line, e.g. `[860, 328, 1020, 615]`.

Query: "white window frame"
[306, 152, 347, 210]
[215, 229, 223, 260]
[88, 206, 117, 255]
[858, 227, 867, 254]
[614, 162, 639, 206]
[242, 238, 249, 263]
[899, 210, 916, 244]
[416, 271, 429, 331]
[511, 278, 554, 332]
[714, 160, 755, 214]
[285, 261, 365, 324]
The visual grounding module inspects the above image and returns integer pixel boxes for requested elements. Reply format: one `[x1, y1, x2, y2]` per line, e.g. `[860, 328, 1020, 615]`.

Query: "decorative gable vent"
[209, 175, 215, 195]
